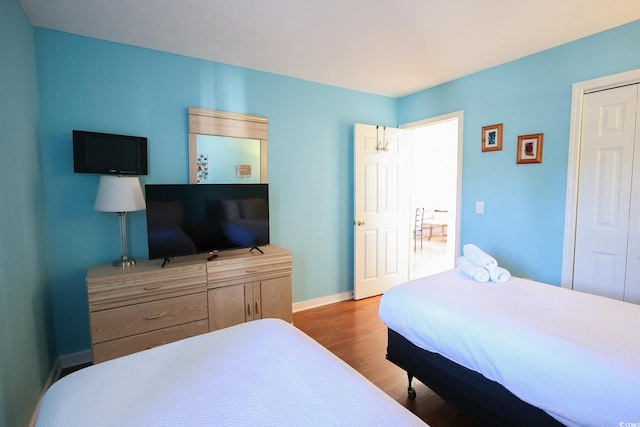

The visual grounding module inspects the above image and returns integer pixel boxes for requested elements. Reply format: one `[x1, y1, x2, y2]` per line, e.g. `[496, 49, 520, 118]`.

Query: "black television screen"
[145, 184, 269, 259]
[73, 130, 148, 175]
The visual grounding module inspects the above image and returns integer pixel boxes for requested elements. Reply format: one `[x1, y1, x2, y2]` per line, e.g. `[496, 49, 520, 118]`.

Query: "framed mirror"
[188, 107, 268, 184]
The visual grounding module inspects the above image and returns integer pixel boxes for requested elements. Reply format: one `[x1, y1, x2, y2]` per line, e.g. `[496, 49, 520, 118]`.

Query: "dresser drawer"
[207, 253, 292, 289]
[88, 262, 207, 311]
[92, 319, 209, 363]
[90, 292, 208, 344]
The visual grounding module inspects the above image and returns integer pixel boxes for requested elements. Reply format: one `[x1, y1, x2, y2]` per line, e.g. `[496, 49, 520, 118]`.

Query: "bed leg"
[407, 373, 417, 399]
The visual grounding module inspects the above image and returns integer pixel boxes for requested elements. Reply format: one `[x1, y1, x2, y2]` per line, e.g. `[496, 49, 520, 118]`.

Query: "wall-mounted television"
[145, 184, 269, 260]
[73, 130, 148, 175]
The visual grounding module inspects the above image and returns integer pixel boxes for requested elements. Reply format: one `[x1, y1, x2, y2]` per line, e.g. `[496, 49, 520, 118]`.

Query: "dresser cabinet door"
[208, 277, 292, 331]
[245, 282, 262, 322]
[208, 284, 246, 331]
[260, 277, 292, 322]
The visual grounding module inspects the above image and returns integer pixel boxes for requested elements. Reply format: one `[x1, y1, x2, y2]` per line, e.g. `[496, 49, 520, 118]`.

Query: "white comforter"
[379, 269, 640, 427]
[36, 318, 424, 427]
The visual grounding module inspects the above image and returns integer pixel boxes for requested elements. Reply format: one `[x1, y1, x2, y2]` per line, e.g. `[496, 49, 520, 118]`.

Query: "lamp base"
[114, 258, 136, 268]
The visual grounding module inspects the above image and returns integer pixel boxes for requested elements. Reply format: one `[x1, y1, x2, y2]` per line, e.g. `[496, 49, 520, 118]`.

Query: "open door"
[354, 124, 409, 300]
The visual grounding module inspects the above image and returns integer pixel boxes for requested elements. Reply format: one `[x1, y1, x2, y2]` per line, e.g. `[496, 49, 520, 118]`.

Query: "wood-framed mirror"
[188, 107, 268, 184]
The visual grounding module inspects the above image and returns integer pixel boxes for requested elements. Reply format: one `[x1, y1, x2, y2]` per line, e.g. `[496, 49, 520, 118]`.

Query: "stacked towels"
[457, 244, 511, 283]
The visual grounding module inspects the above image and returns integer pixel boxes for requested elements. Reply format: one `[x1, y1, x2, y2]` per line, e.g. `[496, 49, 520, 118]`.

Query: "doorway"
[403, 112, 462, 279]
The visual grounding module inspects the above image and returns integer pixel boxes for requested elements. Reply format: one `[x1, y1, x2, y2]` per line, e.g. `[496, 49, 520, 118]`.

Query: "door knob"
[357, 220, 365, 226]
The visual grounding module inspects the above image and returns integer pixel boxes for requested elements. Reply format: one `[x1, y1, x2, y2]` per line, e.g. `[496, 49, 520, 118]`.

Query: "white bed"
[379, 269, 640, 427]
[36, 318, 425, 427]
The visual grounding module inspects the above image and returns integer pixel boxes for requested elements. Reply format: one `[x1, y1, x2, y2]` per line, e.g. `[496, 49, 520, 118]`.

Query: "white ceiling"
[19, 0, 640, 97]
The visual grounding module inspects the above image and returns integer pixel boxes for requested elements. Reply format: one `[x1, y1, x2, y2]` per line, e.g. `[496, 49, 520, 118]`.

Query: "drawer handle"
[143, 284, 163, 291]
[145, 312, 166, 320]
[246, 268, 260, 273]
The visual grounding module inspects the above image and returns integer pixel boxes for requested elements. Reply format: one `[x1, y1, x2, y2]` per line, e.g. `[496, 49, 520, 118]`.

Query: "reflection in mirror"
[195, 135, 261, 184]
[188, 107, 268, 184]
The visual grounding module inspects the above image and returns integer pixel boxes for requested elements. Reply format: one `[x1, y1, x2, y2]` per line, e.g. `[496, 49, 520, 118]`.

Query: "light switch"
[475, 201, 484, 214]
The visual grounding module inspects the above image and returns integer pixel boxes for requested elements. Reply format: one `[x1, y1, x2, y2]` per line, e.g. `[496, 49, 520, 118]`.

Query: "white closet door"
[624, 93, 640, 303]
[573, 85, 638, 300]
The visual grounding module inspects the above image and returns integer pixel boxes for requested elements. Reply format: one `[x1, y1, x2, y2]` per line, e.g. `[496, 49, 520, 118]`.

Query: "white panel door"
[624, 91, 640, 303]
[573, 85, 638, 300]
[354, 124, 408, 300]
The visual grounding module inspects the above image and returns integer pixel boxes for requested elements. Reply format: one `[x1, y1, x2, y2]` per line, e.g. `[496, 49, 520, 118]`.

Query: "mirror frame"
[188, 107, 268, 183]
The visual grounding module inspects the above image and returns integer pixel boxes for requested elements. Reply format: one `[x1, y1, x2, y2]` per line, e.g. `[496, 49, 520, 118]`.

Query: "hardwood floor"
[293, 295, 476, 427]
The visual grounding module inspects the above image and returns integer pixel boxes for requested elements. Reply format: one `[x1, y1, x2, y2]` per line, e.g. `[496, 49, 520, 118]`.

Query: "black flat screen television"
[145, 184, 269, 260]
[73, 130, 148, 175]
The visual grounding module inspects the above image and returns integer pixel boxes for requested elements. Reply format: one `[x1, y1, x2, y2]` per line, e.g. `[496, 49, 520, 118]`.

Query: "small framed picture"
[517, 133, 544, 164]
[481, 124, 503, 152]
[236, 165, 251, 178]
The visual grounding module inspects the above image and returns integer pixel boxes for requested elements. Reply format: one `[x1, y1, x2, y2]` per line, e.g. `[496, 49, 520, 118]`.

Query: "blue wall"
[0, 0, 55, 426]
[34, 29, 397, 355]
[398, 20, 640, 285]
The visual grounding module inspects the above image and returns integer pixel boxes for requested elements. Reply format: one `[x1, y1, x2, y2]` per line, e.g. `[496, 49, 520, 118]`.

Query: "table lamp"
[95, 175, 146, 267]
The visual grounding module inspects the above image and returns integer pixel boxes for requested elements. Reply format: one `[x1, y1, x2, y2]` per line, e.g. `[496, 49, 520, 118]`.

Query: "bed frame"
[386, 328, 563, 426]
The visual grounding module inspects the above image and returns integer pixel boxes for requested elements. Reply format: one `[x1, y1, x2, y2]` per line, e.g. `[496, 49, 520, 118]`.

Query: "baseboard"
[58, 349, 92, 371]
[292, 291, 354, 313]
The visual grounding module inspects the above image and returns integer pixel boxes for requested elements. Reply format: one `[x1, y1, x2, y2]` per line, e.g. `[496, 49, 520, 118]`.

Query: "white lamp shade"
[95, 176, 146, 212]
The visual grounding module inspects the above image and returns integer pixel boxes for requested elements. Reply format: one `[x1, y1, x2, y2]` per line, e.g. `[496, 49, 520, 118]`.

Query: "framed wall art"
[517, 133, 544, 164]
[236, 164, 252, 178]
[481, 123, 503, 152]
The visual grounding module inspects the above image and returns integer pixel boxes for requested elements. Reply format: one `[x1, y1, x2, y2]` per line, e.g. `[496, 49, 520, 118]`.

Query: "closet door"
[573, 84, 639, 301]
[624, 94, 640, 303]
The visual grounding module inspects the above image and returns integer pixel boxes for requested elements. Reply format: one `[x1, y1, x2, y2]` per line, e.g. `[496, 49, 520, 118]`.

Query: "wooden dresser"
[86, 245, 292, 363]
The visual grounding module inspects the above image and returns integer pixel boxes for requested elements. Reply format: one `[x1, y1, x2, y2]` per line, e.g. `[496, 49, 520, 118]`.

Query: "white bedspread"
[36, 319, 424, 427]
[378, 269, 640, 427]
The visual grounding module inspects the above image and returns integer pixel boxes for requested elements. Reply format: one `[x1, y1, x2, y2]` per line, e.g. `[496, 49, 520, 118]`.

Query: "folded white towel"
[489, 265, 511, 283]
[463, 244, 498, 270]
[457, 256, 490, 282]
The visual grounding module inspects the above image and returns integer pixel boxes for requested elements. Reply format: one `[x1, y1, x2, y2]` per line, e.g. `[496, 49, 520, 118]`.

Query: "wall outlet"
[475, 201, 484, 214]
